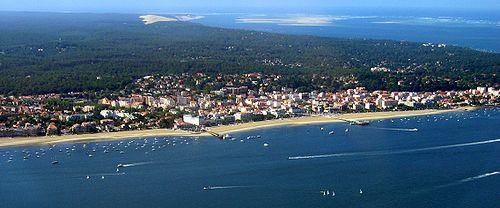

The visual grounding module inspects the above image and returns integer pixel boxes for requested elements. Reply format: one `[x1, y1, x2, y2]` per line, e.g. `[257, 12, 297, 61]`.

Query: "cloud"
[372, 21, 401, 24]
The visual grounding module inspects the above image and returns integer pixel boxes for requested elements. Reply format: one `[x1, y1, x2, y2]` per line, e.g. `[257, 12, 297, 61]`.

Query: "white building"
[234, 113, 253, 121]
[183, 115, 205, 126]
[100, 110, 116, 118]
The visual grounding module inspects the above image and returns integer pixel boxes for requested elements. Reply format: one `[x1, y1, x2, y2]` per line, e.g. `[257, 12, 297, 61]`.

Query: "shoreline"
[210, 107, 479, 134]
[0, 107, 477, 148]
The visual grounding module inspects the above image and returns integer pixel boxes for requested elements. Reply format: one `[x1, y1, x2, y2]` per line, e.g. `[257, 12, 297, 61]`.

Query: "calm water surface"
[192, 9, 500, 52]
[0, 108, 499, 208]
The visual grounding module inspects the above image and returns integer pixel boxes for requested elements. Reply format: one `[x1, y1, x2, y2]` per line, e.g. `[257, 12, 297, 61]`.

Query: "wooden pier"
[204, 130, 224, 139]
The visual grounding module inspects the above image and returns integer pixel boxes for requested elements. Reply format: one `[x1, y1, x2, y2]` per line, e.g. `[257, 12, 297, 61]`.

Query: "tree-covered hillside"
[0, 12, 498, 95]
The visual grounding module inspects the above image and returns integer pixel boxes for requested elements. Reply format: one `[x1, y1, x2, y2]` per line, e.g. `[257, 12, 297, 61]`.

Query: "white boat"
[263, 143, 269, 147]
[331, 191, 335, 197]
[329, 131, 335, 135]
[359, 189, 363, 194]
[345, 129, 349, 132]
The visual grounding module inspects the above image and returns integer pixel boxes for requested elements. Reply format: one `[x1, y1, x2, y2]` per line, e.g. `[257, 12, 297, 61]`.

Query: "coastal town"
[0, 73, 498, 138]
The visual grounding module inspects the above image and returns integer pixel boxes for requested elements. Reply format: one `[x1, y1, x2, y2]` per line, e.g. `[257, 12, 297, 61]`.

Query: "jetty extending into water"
[333, 117, 370, 126]
[204, 130, 224, 139]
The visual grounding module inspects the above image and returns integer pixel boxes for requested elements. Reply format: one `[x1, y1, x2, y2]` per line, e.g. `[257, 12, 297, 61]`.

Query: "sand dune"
[139, 14, 205, 25]
[139, 15, 178, 25]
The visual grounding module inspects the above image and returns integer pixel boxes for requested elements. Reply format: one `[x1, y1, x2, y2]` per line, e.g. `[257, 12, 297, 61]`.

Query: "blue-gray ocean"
[1, 108, 499, 208]
[190, 8, 500, 52]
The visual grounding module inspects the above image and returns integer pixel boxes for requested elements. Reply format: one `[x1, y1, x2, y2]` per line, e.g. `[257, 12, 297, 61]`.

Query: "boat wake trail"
[84, 172, 126, 177]
[121, 161, 154, 167]
[434, 171, 499, 189]
[288, 138, 500, 160]
[204, 186, 252, 190]
[367, 127, 419, 132]
[414, 171, 500, 194]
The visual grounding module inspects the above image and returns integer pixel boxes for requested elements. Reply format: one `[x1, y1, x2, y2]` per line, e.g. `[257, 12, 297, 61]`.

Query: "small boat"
[359, 189, 363, 194]
[345, 129, 349, 132]
[203, 186, 213, 190]
[329, 131, 335, 135]
[326, 190, 330, 195]
[101, 176, 105, 180]
[320, 127, 325, 131]
[321, 191, 326, 196]
[51, 161, 59, 165]
[86, 175, 90, 179]
[331, 191, 335, 197]
[263, 143, 269, 147]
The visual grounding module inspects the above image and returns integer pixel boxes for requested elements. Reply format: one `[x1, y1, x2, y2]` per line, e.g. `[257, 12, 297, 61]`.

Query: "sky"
[1, 0, 499, 13]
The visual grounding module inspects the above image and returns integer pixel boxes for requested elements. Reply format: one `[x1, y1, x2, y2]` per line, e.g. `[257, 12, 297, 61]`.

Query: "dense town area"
[0, 73, 498, 138]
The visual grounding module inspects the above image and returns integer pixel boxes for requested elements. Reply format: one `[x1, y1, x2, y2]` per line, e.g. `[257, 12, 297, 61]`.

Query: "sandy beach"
[0, 107, 475, 148]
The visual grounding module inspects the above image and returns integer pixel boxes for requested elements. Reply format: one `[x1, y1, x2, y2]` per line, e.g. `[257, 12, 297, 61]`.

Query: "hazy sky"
[1, 0, 499, 12]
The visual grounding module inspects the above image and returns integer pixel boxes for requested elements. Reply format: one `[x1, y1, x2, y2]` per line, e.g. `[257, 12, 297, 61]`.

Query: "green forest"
[0, 12, 498, 95]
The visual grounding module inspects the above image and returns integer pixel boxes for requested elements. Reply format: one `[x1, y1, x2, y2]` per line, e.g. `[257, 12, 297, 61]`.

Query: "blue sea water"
[186, 8, 500, 52]
[0, 108, 499, 208]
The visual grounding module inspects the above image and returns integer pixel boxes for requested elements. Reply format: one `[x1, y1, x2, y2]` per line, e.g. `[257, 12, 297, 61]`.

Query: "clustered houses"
[0, 73, 498, 137]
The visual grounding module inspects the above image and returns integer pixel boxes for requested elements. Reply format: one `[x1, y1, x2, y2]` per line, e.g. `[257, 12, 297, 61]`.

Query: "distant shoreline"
[0, 107, 477, 148]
